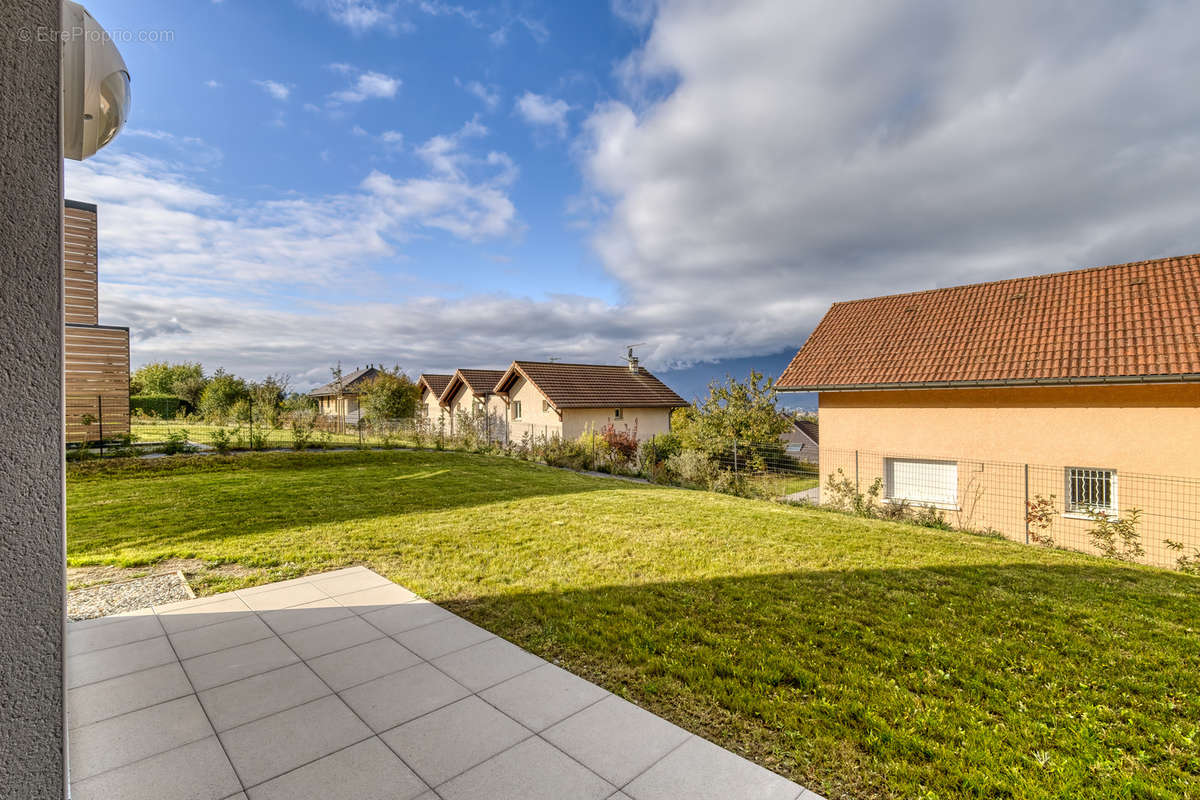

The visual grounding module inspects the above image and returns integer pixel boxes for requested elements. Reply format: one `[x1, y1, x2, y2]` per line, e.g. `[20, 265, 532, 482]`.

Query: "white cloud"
[573, 0, 1200, 366]
[380, 130, 405, 148]
[253, 79, 290, 101]
[490, 15, 549, 46]
[457, 78, 500, 110]
[514, 91, 571, 137]
[330, 70, 401, 104]
[303, 0, 410, 34]
[204, 79, 221, 89]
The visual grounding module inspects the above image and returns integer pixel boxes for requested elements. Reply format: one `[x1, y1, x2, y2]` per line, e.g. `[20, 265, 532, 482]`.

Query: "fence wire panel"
[806, 447, 1200, 571]
[66, 394, 130, 445]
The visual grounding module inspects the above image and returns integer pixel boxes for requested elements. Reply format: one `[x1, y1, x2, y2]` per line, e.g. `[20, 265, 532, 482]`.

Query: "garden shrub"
[1087, 507, 1144, 561]
[210, 427, 235, 454]
[160, 430, 194, 455]
[665, 449, 717, 488]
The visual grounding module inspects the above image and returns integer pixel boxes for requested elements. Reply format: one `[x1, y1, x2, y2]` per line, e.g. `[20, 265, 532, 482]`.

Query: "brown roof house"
[417, 373, 453, 427]
[308, 366, 380, 424]
[64, 199, 130, 444]
[438, 368, 508, 438]
[778, 253, 1200, 567]
[493, 358, 687, 443]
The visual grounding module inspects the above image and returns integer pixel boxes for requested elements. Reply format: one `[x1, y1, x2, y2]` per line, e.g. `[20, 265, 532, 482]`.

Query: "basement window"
[885, 458, 958, 508]
[1065, 468, 1117, 517]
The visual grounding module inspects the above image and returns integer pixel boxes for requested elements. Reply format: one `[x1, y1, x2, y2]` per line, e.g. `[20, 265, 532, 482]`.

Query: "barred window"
[1065, 468, 1117, 515]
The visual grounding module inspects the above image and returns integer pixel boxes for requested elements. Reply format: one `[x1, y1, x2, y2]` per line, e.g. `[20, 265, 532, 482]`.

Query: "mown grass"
[67, 450, 1200, 800]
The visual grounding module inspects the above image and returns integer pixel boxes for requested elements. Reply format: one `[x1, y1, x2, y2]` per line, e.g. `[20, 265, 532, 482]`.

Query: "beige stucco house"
[438, 368, 507, 438]
[778, 253, 1200, 568]
[417, 373, 452, 429]
[308, 366, 379, 423]
[493, 360, 687, 443]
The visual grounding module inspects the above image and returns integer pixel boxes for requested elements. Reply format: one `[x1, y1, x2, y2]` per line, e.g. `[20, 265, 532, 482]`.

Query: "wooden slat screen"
[65, 324, 130, 443]
[64, 204, 99, 325]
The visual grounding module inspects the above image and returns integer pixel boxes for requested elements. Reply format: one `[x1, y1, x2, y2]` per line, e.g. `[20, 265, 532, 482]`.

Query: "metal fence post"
[855, 449, 860, 493]
[1024, 463, 1030, 545]
[733, 438, 739, 474]
[97, 394, 104, 457]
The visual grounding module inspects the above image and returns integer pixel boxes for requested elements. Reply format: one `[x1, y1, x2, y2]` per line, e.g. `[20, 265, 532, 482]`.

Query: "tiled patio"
[67, 567, 820, 800]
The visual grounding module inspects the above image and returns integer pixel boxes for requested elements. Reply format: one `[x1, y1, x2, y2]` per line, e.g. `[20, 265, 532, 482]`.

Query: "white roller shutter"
[885, 458, 958, 506]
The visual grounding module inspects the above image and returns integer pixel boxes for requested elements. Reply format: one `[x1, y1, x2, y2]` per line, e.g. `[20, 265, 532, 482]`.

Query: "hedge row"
[130, 394, 189, 419]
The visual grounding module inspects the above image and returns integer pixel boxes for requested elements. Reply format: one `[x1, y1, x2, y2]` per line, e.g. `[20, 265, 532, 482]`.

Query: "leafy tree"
[130, 361, 205, 397]
[249, 374, 290, 426]
[670, 371, 791, 469]
[198, 368, 250, 422]
[359, 367, 419, 423]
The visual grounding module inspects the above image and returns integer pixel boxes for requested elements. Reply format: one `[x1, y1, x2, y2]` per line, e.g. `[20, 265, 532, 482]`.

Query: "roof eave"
[777, 373, 1200, 392]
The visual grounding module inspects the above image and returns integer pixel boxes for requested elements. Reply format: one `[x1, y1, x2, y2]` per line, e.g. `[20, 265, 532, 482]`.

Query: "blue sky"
[66, 2, 1200, 407]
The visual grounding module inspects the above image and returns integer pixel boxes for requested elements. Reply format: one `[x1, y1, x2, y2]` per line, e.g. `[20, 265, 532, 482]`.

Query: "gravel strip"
[68, 571, 194, 621]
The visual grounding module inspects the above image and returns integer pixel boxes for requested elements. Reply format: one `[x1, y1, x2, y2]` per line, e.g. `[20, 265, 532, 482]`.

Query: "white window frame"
[884, 457, 959, 509]
[1064, 467, 1117, 518]
[512, 400, 522, 420]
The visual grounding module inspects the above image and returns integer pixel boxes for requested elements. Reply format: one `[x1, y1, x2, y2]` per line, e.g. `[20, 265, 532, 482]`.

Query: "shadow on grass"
[67, 449, 630, 554]
[445, 562, 1200, 800]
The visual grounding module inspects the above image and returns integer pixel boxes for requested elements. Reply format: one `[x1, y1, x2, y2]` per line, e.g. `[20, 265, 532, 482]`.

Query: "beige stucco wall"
[444, 384, 505, 439]
[420, 387, 446, 429]
[562, 407, 674, 442]
[502, 376, 564, 440]
[816, 384, 1200, 567]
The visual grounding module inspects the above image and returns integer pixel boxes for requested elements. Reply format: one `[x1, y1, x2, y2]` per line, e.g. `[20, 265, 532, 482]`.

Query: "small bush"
[665, 450, 717, 488]
[640, 433, 681, 470]
[160, 430, 194, 455]
[290, 414, 315, 450]
[210, 427, 235, 454]
[1087, 508, 1144, 561]
[823, 469, 882, 516]
[1025, 494, 1057, 546]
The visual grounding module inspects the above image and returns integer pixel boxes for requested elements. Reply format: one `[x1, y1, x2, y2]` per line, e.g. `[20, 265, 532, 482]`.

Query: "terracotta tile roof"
[438, 368, 507, 405]
[417, 373, 452, 398]
[309, 366, 379, 397]
[779, 253, 1200, 390]
[496, 361, 687, 409]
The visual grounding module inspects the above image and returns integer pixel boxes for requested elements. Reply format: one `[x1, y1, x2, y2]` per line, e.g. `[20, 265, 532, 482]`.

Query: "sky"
[65, 1, 1200, 406]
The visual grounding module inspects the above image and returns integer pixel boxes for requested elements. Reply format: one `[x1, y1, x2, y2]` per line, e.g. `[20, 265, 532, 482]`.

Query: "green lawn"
[67, 450, 1200, 800]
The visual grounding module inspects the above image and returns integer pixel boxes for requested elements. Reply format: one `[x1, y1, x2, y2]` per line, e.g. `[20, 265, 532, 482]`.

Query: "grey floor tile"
[239, 582, 328, 612]
[307, 637, 421, 691]
[218, 694, 371, 788]
[70, 736, 242, 800]
[362, 600, 453, 635]
[68, 661, 192, 730]
[68, 695, 213, 781]
[431, 637, 544, 692]
[624, 736, 801, 800]
[797, 790, 827, 799]
[308, 568, 394, 598]
[246, 737, 428, 800]
[334, 582, 419, 612]
[67, 635, 177, 689]
[258, 597, 354, 635]
[437, 737, 613, 800]
[340, 662, 470, 733]
[236, 576, 314, 596]
[608, 794, 634, 800]
[157, 595, 253, 634]
[479, 663, 608, 732]
[541, 695, 691, 787]
[67, 613, 164, 656]
[198, 662, 331, 732]
[280, 614, 383, 660]
[170, 613, 275, 660]
[380, 696, 532, 787]
[393, 616, 495, 660]
[182, 637, 300, 692]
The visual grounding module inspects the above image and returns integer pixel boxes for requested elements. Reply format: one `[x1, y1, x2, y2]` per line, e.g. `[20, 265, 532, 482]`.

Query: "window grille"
[1066, 467, 1117, 514]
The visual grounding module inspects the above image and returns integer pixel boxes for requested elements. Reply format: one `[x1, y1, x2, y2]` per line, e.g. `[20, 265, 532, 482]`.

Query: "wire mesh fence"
[805, 447, 1200, 572]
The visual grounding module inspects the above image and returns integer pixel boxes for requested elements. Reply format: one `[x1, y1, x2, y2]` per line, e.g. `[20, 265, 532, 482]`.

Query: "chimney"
[626, 346, 639, 374]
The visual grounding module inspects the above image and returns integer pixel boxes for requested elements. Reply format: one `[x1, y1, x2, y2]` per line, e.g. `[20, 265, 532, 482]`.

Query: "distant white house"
[308, 366, 379, 423]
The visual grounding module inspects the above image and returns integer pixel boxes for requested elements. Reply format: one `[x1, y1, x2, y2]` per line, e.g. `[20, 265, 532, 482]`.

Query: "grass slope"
[67, 451, 1200, 800]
